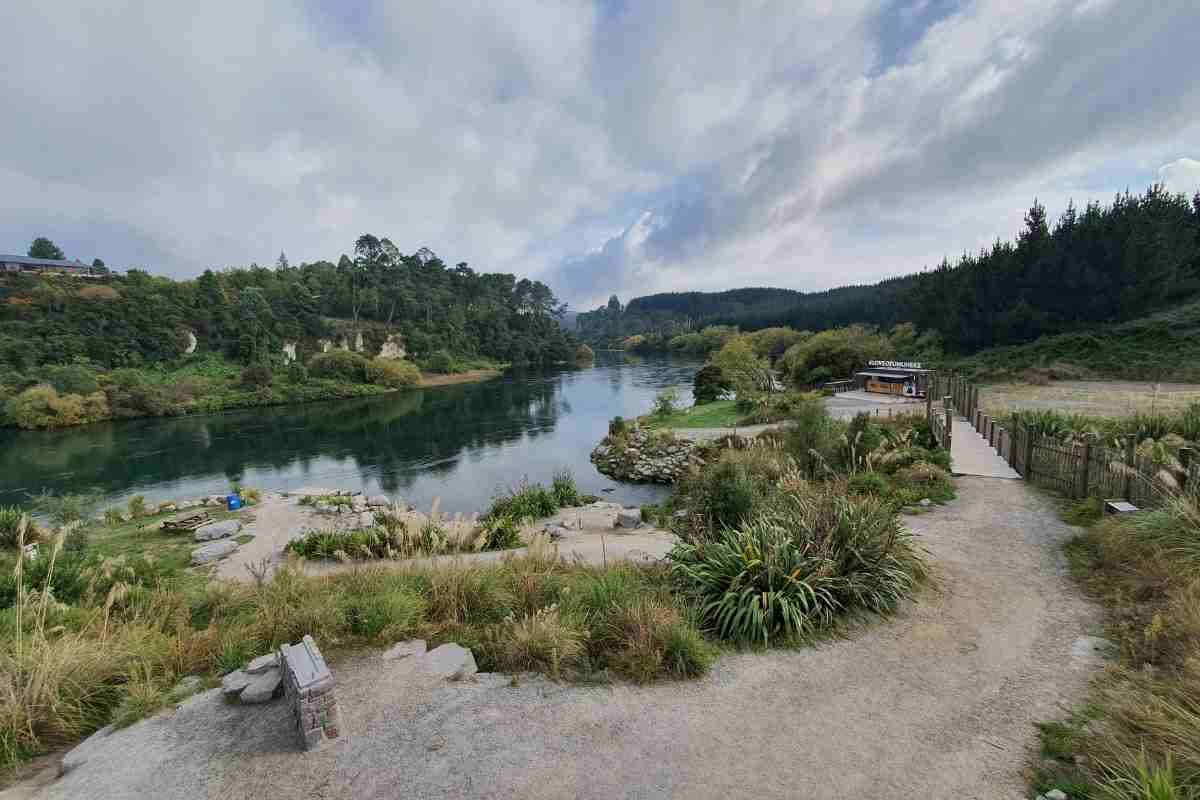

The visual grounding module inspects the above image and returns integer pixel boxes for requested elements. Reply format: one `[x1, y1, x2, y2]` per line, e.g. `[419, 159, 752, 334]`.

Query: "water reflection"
[2, 353, 698, 513]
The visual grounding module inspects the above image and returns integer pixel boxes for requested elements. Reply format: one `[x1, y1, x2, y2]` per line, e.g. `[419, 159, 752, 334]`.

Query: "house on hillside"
[0, 255, 102, 276]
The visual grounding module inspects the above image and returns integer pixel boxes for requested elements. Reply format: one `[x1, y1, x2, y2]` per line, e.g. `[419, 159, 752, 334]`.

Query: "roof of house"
[857, 370, 917, 380]
[0, 254, 92, 269]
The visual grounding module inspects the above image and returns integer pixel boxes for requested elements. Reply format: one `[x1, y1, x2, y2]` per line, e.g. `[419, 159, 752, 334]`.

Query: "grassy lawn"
[87, 506, 254, 576]
[642, 400, 745, 429]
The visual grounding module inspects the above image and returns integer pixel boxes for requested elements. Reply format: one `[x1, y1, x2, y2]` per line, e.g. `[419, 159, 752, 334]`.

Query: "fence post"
[926, 386, 933, 422]
[1023, 424, 1035, 481]
[1079, 438, 1092, 500]
[1122, 437, 1136, 500]
[1179, 446, 1193, 493]
[943, 397, 953, 453]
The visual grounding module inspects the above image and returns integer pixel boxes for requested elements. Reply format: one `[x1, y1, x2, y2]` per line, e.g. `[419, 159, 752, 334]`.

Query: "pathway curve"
[22, 477, 1102, 799]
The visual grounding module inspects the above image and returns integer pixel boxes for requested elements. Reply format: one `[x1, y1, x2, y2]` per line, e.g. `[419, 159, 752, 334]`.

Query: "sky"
[2, 1, 1198, 311]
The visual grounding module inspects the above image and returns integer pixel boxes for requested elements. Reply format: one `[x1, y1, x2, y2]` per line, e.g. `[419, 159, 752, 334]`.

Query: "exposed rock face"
[282, 341, 297, 363]
[183, 329, 198, 355]
[615, 510, 642, 529]
[590, 427, 704, 484]
[378, 334, 406, 360]
[318, 339, 333, 353]
[421, 644, 478, 680]
[354, 331, 364, 352]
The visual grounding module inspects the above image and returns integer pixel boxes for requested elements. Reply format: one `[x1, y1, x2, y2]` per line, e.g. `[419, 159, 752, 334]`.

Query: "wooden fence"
[926, 372, 1199, 507]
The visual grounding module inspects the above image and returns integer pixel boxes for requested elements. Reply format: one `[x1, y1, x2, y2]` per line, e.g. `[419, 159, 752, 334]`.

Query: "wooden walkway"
[950, 417, 1020, 479]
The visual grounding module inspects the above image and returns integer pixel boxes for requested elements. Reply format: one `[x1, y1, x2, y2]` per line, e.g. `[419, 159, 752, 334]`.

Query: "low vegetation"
[999, 404, 1200, 448]
[1031, 485, 1200, 799]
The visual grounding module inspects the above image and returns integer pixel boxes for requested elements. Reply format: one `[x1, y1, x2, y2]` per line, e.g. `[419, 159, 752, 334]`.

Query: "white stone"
[246, 652, 278, 674]
[183, 329, 197, 355]
[378, 334, 406, 359]
[383, 639, 427, 661]
[1044, 791, 1068, 800]
[421, 643, 478, 680]
[191, 540, 238, 565]
[194, 519, 242, 542]
[615, 510, 642, 529]
[351, 495, 367, 512]
[357, 511, 376, 529]
[282, 341, 297, 363]
[367, 494, 390, 508]
[919, 498, 932, 507]
[354, 331, 364, 352]
[239, 667, 282, 704]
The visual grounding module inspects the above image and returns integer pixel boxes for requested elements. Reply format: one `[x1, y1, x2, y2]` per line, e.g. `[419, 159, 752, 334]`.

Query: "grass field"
[980, 380, 1200, 418]
[641, 400, 745, 429]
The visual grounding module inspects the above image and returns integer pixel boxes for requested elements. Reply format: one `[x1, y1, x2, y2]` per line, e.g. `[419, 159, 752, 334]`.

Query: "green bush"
[425, 350, 458, 374]
[692, 363, 727, 405]
[6, 384, 110, 429]
[39, 364, 100, 396]
[480, 515, 522, 551]
[551, 469, 580, 507]
[486, 481, 560, 522]
[365, 357, 420, 388]
[608, 416, 629, 437]
[848, 471, 889, 496]
[783, 393, 837, 477]
[676, 456, 763, 533]
[308, 350, 368, 382]
[668, 491, 925, 644]
[652, 387, 680, 417]
[285, 362, 309, 384]
[239, 363, 273, 389]
[0, 507, 28, 550]
[575, 343, 595, 363]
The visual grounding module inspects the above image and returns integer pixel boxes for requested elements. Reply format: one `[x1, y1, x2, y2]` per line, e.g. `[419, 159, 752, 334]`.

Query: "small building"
[0, 255, 98, 276]
[855, 361, 932, 398]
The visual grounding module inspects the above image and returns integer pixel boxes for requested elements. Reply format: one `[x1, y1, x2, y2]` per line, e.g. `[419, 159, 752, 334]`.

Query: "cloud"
[1158, 159, 1200, 197]
[2, 0, 1198, 313]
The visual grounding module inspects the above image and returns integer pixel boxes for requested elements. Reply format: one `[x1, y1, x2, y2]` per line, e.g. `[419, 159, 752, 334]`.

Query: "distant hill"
[577, 185, 1200, 357]
[953, 300, 1200, 382]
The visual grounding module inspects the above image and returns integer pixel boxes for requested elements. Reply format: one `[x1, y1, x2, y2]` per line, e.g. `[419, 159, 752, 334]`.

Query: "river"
[1, 352, 699, 513]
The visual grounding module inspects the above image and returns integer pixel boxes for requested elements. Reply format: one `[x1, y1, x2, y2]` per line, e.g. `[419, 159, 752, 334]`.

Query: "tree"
[28, 237, 64, 260]
[91, 258, 106, 271]
[711, 337, 772, 397]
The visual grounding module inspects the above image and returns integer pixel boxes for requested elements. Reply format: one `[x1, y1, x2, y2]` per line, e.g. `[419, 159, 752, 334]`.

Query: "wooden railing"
[924, 371, 1199, 506]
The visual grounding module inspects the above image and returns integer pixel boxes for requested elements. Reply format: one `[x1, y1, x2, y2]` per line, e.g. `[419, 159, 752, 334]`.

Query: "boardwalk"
[950, 416, 1020, 479]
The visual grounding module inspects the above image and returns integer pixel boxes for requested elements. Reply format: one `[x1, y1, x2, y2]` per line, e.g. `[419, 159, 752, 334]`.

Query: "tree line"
[0, 234, 578, 371]
[578, 184, 1200, 355]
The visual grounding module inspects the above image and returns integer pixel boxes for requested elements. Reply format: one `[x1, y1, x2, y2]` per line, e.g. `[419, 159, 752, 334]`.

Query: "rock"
[156, 502, 177, 514]
[919, 498, 932, 508]
[245, 652, 278, 674]
[357, 511, 376, 529]
[239, 667, 283, 704]
[351, 495, 368, 512]
[194, 519, 242, 542]
[367, 494, 390, 508]
[615, 510, 642, 529]
[1044, 791, 1068, 800]
[191, 539, 239, 565]
[177, 499, 201, 510]
[60, 724, 115, 776]
[543, 523, 571, 541]
[383, 639, 427, 661]
[314, 501, 333, 513]
[221, 670, 252, 696]
[422, 643, 478, 680]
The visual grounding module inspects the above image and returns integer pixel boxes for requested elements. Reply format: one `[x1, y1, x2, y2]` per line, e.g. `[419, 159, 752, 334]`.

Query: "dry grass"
[982, 380, 1200, 419]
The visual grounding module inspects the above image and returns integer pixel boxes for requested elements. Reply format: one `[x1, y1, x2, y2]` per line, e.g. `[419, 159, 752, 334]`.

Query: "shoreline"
[417, 368, 502, 387]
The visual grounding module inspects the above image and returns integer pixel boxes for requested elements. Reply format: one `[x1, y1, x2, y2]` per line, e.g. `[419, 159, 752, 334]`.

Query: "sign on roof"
[868, 360, 924, 369]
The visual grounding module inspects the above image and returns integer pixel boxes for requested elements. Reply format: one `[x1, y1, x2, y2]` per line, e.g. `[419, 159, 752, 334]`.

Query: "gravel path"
[15, 477, 1101, 800]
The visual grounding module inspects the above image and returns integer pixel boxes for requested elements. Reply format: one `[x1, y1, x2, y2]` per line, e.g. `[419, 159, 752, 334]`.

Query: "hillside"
[578, 185, 1200, 356]
[953, 300, 1200, 382]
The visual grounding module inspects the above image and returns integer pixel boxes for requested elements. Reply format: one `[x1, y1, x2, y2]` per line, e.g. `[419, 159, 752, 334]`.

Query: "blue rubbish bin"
[226, 493, 242, 511]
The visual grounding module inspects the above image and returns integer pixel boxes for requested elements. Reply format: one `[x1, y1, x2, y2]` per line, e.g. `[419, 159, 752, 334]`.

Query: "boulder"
[239, 667, 283, 704]
[246, 652, 278, 674]
[383, 639, 427, 661]
[615, 510, 642, 530]
[367, 494, 390, 508]
[919, 498, 932, 508]
[422, 643, 478, 680]
[221, 670, 252, 696]
[194, 519, 241, 542]
[60, 724, 115, 776]
[351, 495, 368, 512]
[314, 501, 333, 514]
[191, 539, 238, 565]
[156, 502, 177, 515]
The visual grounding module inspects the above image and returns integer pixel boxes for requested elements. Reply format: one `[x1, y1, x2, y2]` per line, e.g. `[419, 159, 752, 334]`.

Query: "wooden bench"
[161, 512, 213, 533]
[280, 635, 342, 751]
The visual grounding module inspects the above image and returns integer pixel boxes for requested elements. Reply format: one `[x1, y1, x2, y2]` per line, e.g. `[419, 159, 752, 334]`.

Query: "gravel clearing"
[10, 477, 1100, 800]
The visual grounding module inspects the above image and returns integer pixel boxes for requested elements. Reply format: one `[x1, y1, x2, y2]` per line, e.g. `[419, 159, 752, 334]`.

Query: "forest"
[578, 185, 1200, 355]
[0, 235, 580, 428]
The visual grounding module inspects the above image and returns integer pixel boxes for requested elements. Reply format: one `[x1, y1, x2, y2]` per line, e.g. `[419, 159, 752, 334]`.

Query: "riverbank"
[417, 368, 502, 387]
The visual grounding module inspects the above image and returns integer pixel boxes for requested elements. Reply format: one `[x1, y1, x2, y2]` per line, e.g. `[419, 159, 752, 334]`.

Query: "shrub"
[0, 508, 29, 550]
[693, 364, 727, 405]
[550, 469, 580, 507]
[5, 385, 110, 429]
[652, 387, 680, 418]
[608, 416, 629, 437]
[308, 350, 368, 382]
[365, 357, 420, 388]
[127, 495, 148, 519]
[575, 344, 595, 364]
[425, 350, 458, 374]
[239, 363, 273, 389]
[286, 362, 309, 384]
[596, 600, 713, 683]
[480, 515, 522, 551]
[38, 364, 100, 396]
[486, 481, 560, 523]
[492, 605, 586, 677]
[668, 491, 925, 644]
[783, 393, 837, 478]
[848, 471, 889, 496]
[676, 456, 764, 534]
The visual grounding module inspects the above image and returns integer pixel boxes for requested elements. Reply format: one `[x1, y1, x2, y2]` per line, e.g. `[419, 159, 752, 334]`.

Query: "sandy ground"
[419, 369, 502, 387]
[13, 477, 1101, 800]
[981, 379, 1200, 417]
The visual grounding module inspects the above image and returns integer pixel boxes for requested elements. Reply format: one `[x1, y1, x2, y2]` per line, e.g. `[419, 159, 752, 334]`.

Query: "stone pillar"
[281, 635, 342, 751]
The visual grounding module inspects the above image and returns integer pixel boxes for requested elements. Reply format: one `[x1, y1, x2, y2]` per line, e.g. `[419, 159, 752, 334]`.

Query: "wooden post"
[943, 397, 953, 452]
[1079, 438, 1092, 500]
[1024, 424, 1035, 480]
[926, 384, 933, 422]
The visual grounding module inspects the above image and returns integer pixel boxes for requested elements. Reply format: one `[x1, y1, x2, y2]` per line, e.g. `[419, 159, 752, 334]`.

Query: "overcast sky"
[2, 1, 1198, 310]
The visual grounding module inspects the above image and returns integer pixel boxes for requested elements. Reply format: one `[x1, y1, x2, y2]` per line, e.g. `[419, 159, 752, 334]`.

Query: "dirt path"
[20, 477, 1100, 799]
[216, 493, 321, 581]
